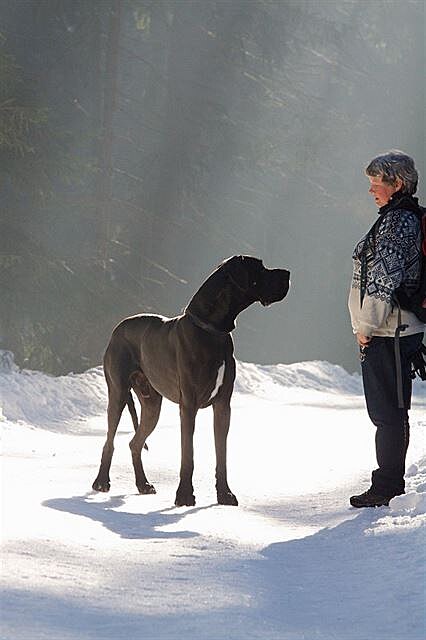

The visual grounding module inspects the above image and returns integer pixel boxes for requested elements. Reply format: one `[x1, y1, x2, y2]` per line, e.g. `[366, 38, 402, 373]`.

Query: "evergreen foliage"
[0, 0, 424, 373]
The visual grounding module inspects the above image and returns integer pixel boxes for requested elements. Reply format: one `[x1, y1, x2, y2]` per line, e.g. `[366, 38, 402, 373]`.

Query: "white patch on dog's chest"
[208, 361, 226, 401]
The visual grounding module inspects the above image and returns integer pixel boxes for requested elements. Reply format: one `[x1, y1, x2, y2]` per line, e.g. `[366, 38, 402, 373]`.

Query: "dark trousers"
[360, 332, 424, 497]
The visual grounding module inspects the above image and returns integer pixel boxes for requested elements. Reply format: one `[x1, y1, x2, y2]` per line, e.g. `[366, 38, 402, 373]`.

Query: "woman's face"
[368, 175, 402, 207]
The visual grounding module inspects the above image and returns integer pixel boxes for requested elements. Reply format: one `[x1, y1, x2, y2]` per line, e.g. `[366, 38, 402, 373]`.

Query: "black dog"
[92, 255, 290, 506]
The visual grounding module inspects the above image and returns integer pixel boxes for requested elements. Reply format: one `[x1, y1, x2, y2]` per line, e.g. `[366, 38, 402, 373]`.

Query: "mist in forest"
[0, 0, 424, 374]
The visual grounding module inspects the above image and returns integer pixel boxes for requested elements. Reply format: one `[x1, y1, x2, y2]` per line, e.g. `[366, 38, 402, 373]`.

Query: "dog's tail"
[127, 391, 148, 451]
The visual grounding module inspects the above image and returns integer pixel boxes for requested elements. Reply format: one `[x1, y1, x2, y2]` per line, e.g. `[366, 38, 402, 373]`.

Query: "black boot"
[349, 488, 393, 508]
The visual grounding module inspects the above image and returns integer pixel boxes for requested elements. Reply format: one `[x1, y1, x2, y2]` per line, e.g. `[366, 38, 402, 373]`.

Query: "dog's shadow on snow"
[43, 493, 214, 540]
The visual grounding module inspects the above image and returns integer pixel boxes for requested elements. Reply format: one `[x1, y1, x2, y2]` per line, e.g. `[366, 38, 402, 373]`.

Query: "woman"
[348, 150, 425, 507]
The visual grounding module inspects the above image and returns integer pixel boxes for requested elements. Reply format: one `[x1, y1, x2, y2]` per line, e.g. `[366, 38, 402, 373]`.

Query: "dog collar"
[185, 311, 230, 336]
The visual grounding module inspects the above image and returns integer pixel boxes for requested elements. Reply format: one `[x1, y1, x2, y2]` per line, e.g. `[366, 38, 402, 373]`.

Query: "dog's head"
[185, 255, 290, 333]
[222, 255, 290, 306]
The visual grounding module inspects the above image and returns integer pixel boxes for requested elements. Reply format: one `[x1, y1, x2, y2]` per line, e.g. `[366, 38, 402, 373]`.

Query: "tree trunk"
[96, 0, 122, 275]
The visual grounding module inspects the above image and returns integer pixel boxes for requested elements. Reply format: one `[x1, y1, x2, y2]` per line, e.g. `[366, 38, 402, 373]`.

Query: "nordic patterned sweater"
[348, 194, 425, 338]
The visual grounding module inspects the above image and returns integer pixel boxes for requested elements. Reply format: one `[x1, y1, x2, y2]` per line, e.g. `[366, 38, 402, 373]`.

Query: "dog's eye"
[253, 280, 257, 286]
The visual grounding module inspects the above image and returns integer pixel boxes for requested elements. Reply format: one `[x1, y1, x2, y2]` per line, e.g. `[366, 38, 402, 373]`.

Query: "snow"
[1, 350, 425, 640]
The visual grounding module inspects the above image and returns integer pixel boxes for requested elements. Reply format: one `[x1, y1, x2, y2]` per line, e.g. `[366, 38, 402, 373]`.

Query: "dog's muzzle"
[260, 269, 290, 306]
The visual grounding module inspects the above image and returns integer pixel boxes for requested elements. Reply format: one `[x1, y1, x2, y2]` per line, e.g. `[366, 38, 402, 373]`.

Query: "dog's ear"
[225, 255, 250, 291]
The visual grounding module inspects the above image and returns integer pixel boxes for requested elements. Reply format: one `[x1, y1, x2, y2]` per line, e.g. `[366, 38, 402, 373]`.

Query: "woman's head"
[365, 150, 418, 199]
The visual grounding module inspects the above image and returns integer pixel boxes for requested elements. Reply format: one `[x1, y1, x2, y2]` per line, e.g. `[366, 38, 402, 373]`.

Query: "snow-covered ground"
[1, 350, 425, 640]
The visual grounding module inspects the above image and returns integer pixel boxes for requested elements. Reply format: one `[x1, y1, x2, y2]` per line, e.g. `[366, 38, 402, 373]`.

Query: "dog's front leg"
[213, 399, 238, 506]
[175, 404, 197, 507]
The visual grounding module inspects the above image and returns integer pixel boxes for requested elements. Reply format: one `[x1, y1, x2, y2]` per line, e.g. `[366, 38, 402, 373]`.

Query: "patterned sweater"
[348, 195, 425, 338]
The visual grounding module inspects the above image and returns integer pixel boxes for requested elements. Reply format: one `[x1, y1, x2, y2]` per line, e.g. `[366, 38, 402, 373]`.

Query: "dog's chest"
[207, 361, 226, 402]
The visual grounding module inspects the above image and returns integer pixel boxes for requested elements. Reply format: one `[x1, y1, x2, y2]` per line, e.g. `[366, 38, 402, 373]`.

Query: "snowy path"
[1, 358, 425, 639]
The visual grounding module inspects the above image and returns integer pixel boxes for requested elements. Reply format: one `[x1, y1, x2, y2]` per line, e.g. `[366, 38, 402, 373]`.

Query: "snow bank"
[1, 350, 425, 428]
[1, 351, 364, 429]
[0, 350, 106, 429]
[235, 359, 363, 396]
[236, 359, 426, 400]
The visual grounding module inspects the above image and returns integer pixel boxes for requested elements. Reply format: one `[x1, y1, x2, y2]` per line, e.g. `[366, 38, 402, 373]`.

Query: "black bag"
[410, 343, 426, 381]
[395, 205, 426, 323]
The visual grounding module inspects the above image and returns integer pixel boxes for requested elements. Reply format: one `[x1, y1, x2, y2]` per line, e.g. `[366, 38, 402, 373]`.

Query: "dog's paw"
[137, 482, 156, 495]
[217, 491, 238, 506]
[92, 478, 110, 493]
[174, 492, 196, 507]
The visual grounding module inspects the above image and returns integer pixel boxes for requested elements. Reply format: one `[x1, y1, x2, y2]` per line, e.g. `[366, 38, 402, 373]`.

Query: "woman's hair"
[365, 150, 418, 195]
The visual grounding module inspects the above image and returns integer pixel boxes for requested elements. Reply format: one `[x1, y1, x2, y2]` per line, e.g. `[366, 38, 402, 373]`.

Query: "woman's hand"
[356, 333, 372, 347]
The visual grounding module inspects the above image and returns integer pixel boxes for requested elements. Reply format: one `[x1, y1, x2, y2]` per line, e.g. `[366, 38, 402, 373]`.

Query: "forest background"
[0, 0, 424, 375]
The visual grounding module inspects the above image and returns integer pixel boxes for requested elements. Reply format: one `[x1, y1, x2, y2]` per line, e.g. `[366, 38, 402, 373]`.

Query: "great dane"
[92, 255, 290, 506]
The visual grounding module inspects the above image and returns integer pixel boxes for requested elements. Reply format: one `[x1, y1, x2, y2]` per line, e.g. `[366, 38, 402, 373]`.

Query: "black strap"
[394, 304, 408, 409]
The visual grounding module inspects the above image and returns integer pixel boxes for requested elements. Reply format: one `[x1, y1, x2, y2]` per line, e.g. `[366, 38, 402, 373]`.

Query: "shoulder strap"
[416, 208, 426, 257]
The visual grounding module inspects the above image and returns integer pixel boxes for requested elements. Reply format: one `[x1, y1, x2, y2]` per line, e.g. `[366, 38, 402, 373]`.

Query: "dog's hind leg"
[92, 381, 128, 493]
[213, 398, 238, 506]
[129, 376, 162, 494]
[92, 342, 134, 493]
